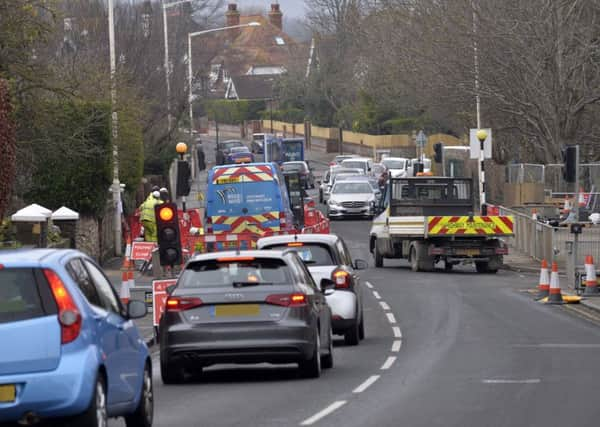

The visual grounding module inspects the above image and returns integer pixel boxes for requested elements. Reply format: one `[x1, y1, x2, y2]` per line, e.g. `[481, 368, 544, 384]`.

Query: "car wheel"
[299, 327, 322, 378]
[321, 325, 334, 369]
[358, 312, 365, 340]
[344, 319, 360, 346]
[161, 358, 183, 385]
[72, 375, 107, 427]
[125, 363, 153, 427]
[374, 241, 383, 268]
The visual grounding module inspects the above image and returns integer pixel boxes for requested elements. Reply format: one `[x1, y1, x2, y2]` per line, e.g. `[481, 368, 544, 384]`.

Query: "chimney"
[269, 3, 283, 30]
[225, 3, 241, 40]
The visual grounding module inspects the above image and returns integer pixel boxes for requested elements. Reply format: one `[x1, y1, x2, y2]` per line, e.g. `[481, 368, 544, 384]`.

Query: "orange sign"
[152, 279, 177, 326]
[131, 242, 156, 261]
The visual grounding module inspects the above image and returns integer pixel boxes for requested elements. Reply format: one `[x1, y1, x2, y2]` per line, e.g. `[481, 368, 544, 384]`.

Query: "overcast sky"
[232, 1, 307, 18]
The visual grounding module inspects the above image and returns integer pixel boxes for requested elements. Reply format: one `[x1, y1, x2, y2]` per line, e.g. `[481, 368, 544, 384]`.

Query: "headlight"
[328, 199, 339, 206]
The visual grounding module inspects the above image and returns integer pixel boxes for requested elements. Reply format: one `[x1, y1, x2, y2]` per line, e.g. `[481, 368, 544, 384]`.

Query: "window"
[288, 255, 318, 290]
[0, 268, 49, 323]
[67, 259, 102, 307]
[338, 239, 354, 266]
[265, 243, 335, 266]
[83, 260, 121, 314]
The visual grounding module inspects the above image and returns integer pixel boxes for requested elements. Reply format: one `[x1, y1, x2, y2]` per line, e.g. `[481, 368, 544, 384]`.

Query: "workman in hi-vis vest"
[139, 186, 163, 242]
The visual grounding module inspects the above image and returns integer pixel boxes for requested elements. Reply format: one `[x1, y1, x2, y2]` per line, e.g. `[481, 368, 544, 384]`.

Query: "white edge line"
[391, 340, 402, 352]
[386, 313, 396, 324]
[353, 375, 381, 393]
[482, 379, 541, 384]
[392, 326, 402, 338]
[379, 301, 390, 311]
[300, 400, 347, 426]
[365, 281, 374, 289]
[372, 291, 381, 300]
[380, 356, 397, 370]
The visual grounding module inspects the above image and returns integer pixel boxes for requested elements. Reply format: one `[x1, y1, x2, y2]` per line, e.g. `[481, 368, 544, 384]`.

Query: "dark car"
[159, 250, 335, 383]
[281, 161, 315, 189]
[225, 146, 255, 164]
[216, 140, 245, 165]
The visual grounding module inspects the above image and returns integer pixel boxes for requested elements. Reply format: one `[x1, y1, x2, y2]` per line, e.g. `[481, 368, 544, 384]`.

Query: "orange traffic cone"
[536, 259, 550, 300]
[119, 271, 130, 305]
[578, 187, 586, 208]
[562, 197, 571, 215]
[531, 208, 538, 221]
[545, 262, 564, 304]
[122, 234, 133, 271]
[583, 255, 600, 297]
[127, 269, 135, 289]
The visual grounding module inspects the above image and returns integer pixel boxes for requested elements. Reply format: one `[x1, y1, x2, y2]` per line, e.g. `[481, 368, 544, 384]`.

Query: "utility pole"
[108, 0, 122, 256]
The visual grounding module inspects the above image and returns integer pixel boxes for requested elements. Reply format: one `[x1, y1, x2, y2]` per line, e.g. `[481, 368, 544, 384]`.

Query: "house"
[192, 3, 301, 100]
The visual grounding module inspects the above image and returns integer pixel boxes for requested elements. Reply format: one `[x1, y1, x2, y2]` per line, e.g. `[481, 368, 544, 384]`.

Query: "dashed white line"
[482, 379, 541, 384]
[372, 291, 381, 300]
[380, 356, 397, 370]
[365, 281, 374, 289]
[392, 326, 402, 338]
[391, 340, 402, 352]
[379, 301, 391, 311]
[386, 313, 396, 324]
[300, 400, 347, 425]
[353, 375, 381, 393]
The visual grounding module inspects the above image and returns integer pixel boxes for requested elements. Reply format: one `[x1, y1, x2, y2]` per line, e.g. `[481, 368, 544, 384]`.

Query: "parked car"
[0, 249, 152, 427]
[319, 167, 364, 204]
[381, 157, 409, 178]
[159, 250, 334, 382]
[281, 161, 315, 189]
[327, 179, 376, 219]
[226, 146, 254, 164]
[257, 234, 368, 345]
[216, 140, 246, 165]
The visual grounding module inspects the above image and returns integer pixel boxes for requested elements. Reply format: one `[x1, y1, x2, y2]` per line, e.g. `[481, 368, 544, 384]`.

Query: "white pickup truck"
[369, 177, 514, 273]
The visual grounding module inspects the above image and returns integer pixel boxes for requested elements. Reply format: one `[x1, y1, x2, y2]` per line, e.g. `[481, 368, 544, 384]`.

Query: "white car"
[381, 157, 409, 178]
[340, 157, 374, 176]
[327, 179, 376, 219]
[319, 167, 364, 203]
[257, 234, 367, 345]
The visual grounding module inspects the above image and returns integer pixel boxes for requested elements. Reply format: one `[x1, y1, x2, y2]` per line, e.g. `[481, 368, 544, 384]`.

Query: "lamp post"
[108, 0, 122, 256]
[162, 0, 192, 135]
[187, 22, 260, 174]
[176, 142, 188, 211]
[476, 129, 487, 215]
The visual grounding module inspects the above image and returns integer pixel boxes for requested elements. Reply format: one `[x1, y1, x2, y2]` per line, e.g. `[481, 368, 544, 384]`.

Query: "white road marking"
[380, 356, 397, 370]
[482, 379, 541, 384]
[391, 340, 402, 352]
[513, 344, 600, 349]
[392, 326, 402, 338]
[300, 401, 347, 426]
[372, 291, 381, 300]
[353, 375, 381, 393]
[379, 301, 391, 310]
[365, 281, 374, 289]
[386, 313, 396, 324]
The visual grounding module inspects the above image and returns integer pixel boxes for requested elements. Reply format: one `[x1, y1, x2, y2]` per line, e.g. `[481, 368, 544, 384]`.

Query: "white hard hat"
[160, 187, 168, 192]
[152, 191, 160, 198]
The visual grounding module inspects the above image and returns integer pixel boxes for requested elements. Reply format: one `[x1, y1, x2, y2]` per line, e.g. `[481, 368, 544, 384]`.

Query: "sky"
[232, 0, 307, 18]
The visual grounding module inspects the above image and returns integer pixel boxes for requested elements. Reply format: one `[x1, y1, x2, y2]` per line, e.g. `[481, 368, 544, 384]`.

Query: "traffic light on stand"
[155, 203, 182, 266]
[176, 160, 191, 197]
[561, 146, 576, 183]
[433, 143, 443, 163]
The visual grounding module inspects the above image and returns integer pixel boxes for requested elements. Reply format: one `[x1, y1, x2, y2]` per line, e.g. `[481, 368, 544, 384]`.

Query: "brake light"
[166, 296, 203, 311]
[495, 247, 509, 255]
[287, 242, 304, 247]
[265, 293, 307, 307]
[332, 269, 351, 289]
[216, 256, 255, 262]
[43, 269, 81, 344]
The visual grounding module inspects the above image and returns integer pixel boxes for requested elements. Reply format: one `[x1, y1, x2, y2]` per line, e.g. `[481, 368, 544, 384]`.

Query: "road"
[113, 140, 600, 427]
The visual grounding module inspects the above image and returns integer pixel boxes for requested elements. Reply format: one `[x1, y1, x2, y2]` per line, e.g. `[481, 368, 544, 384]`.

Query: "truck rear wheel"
[410, 242, 434, 272]
[476, 256, 501, 274]
[374, 241, 384, 268]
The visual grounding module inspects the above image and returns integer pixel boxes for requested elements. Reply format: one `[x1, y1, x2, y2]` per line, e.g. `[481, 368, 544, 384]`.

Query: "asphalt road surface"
[111, 146, 600, 427]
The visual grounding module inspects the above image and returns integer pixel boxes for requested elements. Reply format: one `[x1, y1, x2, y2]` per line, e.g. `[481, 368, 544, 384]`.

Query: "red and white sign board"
[152, 279, 176, 326]
[131, 242, 156, 261]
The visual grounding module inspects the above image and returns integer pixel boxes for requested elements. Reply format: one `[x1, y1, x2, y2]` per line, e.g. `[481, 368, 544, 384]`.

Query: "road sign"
[130, 242, 156, 262]
[469, 128, 492, 159]
[416, 130, 427, 147]
[152, 278, 176, 326]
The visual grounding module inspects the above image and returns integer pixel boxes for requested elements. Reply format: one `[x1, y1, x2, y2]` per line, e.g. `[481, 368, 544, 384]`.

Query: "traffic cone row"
[583, 255, 600, 297]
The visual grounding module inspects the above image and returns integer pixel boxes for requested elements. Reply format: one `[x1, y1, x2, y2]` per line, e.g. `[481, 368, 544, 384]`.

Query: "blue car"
[0, 249, 153, 426]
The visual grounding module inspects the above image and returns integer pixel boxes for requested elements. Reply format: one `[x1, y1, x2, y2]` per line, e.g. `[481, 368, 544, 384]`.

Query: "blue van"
[205, 163, 294, 235]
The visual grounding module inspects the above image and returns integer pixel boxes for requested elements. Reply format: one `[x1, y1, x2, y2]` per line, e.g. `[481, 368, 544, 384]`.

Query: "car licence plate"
[215, 304, 260, 317]
[456, 249, 480, 256]
[0, 384, 16, 403]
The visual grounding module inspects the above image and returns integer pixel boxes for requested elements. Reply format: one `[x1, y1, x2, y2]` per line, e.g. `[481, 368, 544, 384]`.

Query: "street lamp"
[162, 0, 193, 135]
[187, 22, 260, 171]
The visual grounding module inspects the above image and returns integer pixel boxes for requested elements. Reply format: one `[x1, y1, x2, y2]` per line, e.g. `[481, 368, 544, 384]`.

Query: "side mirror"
[353, 259, 368, 270]
[166, 284, 176, 295]
[319, 278, 336, 295]
[127, 300, 147, 319]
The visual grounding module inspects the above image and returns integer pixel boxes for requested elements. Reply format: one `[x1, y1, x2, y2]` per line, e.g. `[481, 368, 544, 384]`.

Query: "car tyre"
[299, 328, 322, 378]
[72, 375, 107, 427]
[161, 358, 183, 385]
[374, 242, 383, 268]
[125, 363, 153, 427]
[321, 325, 334, 369]
[344, 319, 360, 346]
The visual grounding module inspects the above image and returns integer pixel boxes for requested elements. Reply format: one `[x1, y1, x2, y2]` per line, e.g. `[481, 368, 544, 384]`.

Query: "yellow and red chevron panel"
[212, 165, 274, 184]
[427, 216, 514, 236]
[211, 212, 281, 235]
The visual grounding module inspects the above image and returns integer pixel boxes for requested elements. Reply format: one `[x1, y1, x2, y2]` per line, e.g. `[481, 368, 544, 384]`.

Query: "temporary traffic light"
[155, 203, 182, 266]
[176, 160, 191, 197]
[561, 146, 577, 183]
[433, 142, 443, 163]
[413, 162, 424, 176]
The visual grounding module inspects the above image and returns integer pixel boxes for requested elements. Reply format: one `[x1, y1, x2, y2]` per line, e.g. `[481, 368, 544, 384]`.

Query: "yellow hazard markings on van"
[427, 216, 514, 236]
[212, 165, 274, 184]
[211, 212, 280, 234]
